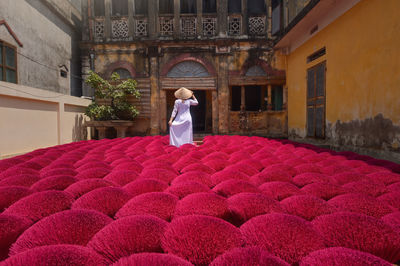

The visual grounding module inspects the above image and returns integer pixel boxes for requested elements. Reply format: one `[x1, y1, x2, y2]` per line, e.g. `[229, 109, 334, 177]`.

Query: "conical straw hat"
[174, 87, 193, 100]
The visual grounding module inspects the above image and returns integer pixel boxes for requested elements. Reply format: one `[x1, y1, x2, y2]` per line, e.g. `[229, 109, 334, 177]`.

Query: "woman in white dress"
[168, 87, 198, 147]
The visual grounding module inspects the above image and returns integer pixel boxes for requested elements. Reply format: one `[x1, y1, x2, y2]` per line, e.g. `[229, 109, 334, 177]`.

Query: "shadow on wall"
[72, 114, 88, 142]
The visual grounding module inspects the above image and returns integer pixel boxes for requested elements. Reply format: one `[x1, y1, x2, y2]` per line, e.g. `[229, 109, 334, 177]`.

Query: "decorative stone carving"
[135, 18, 148, 37]
[202, 17, 217, 37]
[167, 61, 210, 78]
[94, 19, 105, 39]
[228, 16, 242, 36]
[249, 16, 266, 35]
[112, 18, 129, 39]
[160, 17, 174, 36]
[181, 17, 197, 37]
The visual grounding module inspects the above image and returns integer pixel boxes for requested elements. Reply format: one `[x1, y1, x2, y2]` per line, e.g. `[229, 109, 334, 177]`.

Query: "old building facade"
[81, 0, 288, 137]
[0, 0, 82, 95]
[274, 0, 400, 162]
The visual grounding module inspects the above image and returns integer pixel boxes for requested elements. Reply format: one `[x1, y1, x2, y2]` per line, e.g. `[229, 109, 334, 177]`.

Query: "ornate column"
[196, 0, 202, 37]
[149, 54, 160, 135]
[241, 0, 248, 35]
[217, 55, 229, 134]
[128, 0, 134, 37]
[148, 0, 158, 38]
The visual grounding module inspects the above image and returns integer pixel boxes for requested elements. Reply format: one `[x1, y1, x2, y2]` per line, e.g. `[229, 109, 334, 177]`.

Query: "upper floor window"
[0, 40, 17, 83]
[135, 0, 147, 15]
[159, 0, 174, 14]
[112, 0, 128, 16]
[94, 0, 105, 16]
[181, 0, 196, 14]
[248, 0, 266, 15]
[228, 0, 241, 13]
[203, 0, 216, 14]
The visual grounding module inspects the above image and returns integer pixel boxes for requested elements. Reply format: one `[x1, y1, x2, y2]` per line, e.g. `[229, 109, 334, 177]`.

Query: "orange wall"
[286, 0, 400, 137]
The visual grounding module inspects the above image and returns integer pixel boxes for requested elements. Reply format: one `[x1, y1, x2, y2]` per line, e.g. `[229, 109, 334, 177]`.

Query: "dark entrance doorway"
[166, 90, 211, 133]
[190, 90, 206, 132]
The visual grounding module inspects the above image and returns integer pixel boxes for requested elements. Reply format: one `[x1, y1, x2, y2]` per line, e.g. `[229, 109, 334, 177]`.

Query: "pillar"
[173, 0, 180, 37]
[97, 127, 107, 139]
[82, 0, 90, 41]
[105, 0, 112, 40]
[267, 85, 272, 110]
[128, 0, 134, 37]
[149, 56, 160, 135]
[196, 0, 202, 37]
[212, 90, 219, 134]
[160, 89, 167, 133]
[148, 0, 158, 38]
[217, 0, 228, 36]
[217, 55, 229, 134]
[240, 85, 245, 111]
[241, 0, 248, 35]
[266, 0, 272, 38]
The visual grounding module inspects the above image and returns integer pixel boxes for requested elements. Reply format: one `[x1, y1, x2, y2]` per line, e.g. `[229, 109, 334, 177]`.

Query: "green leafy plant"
[84, 71, 140, 121]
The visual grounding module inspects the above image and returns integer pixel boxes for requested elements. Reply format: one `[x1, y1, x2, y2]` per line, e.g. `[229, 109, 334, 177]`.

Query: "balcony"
[248, 15, 267, 36]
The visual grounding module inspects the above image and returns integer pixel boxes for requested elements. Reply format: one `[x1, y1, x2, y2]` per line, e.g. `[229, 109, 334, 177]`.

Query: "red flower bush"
[299, 247, 392, 266]
[0, 186, 32, 212]
[173, 192, 229, 219]
[123, 178, 168, 196]
[300, 182, 346, 200]
[203, 152, 230, 161]
[228, 151, 252, 164]
[139, 168, 178, 183]
[210, 247, 290, 266]
[328, 193, 394, 218]
[240, 213, 325, 264]
[367, 172, 400, 185]
[181, 163, 216, 174]
[388, 182, 400, 192]
[3, 190, 73, 222]
[116, 192, 178, 221]
[280, 195, 333, 221]
[294, 163, 322, 175]
[0, 174, 40, 188]
[377, 192, 400, 209]
[88, 215, 168, 262]
[76, 161, 110, 172]
[312, 212, 400, 263]
[213, 179, 260, 197]
[203, 159, 230, 171]
[103, 170, 139, 186]
[64, 179, 115, 199]
[1, 245, 109, 266]
[172, 156, 199, 172]
[10, 209, 112, 255]
[172, 171, 212, 187]
[342, 179, 387, 197]
[224, 163, 259, 177]
[292, 173, 331, 187]
[30, 175, 77, 192]
[0, 167, 39, 181]
[227, 193, 284, 225]
[161, 215, 243, 265]
[113, 253, 193, 266]
[0, 214, 32, 260]
[331, 172, 366, 185]
[250, 170, 292, 186]
[113, 161, 143, 173]
[210, 169, 249, 187]
[165, 181, 210, 199]
[382, 212, 400, 233]
[259, 181, 301, 200]
[75, 167, 111, 180]
[71, 187, 132, 217]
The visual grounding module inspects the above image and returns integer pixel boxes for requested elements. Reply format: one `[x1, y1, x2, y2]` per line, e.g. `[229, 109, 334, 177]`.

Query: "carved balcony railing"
[228, 14, 242, 36]
[93, 17, 105, 40]
[111, 16, 129, 39]
[159, 16, 174, 36]
[180, 15, 197, 37]
[248, 15, 267, 36]
[135, 16, 148, 37]
[202, 15, 217, 37]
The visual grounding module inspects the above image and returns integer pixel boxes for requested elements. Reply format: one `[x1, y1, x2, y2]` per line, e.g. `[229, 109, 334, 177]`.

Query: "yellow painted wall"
[286, 0, 400, 137]
[0, 82, 91, 158]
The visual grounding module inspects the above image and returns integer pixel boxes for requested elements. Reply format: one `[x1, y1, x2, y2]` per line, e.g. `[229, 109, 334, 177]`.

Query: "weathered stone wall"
[0, 0, 82, 95]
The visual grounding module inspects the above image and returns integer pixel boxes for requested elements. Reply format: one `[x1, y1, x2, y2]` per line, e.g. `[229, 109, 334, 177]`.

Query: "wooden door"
[307, 62, 326, 138]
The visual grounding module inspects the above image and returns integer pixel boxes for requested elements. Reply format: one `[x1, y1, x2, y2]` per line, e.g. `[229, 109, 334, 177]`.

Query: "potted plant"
[84, 71, 141, 121]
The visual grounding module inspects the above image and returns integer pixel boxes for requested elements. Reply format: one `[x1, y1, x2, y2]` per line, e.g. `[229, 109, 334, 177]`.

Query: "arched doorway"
[161, 60, 216, 134]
